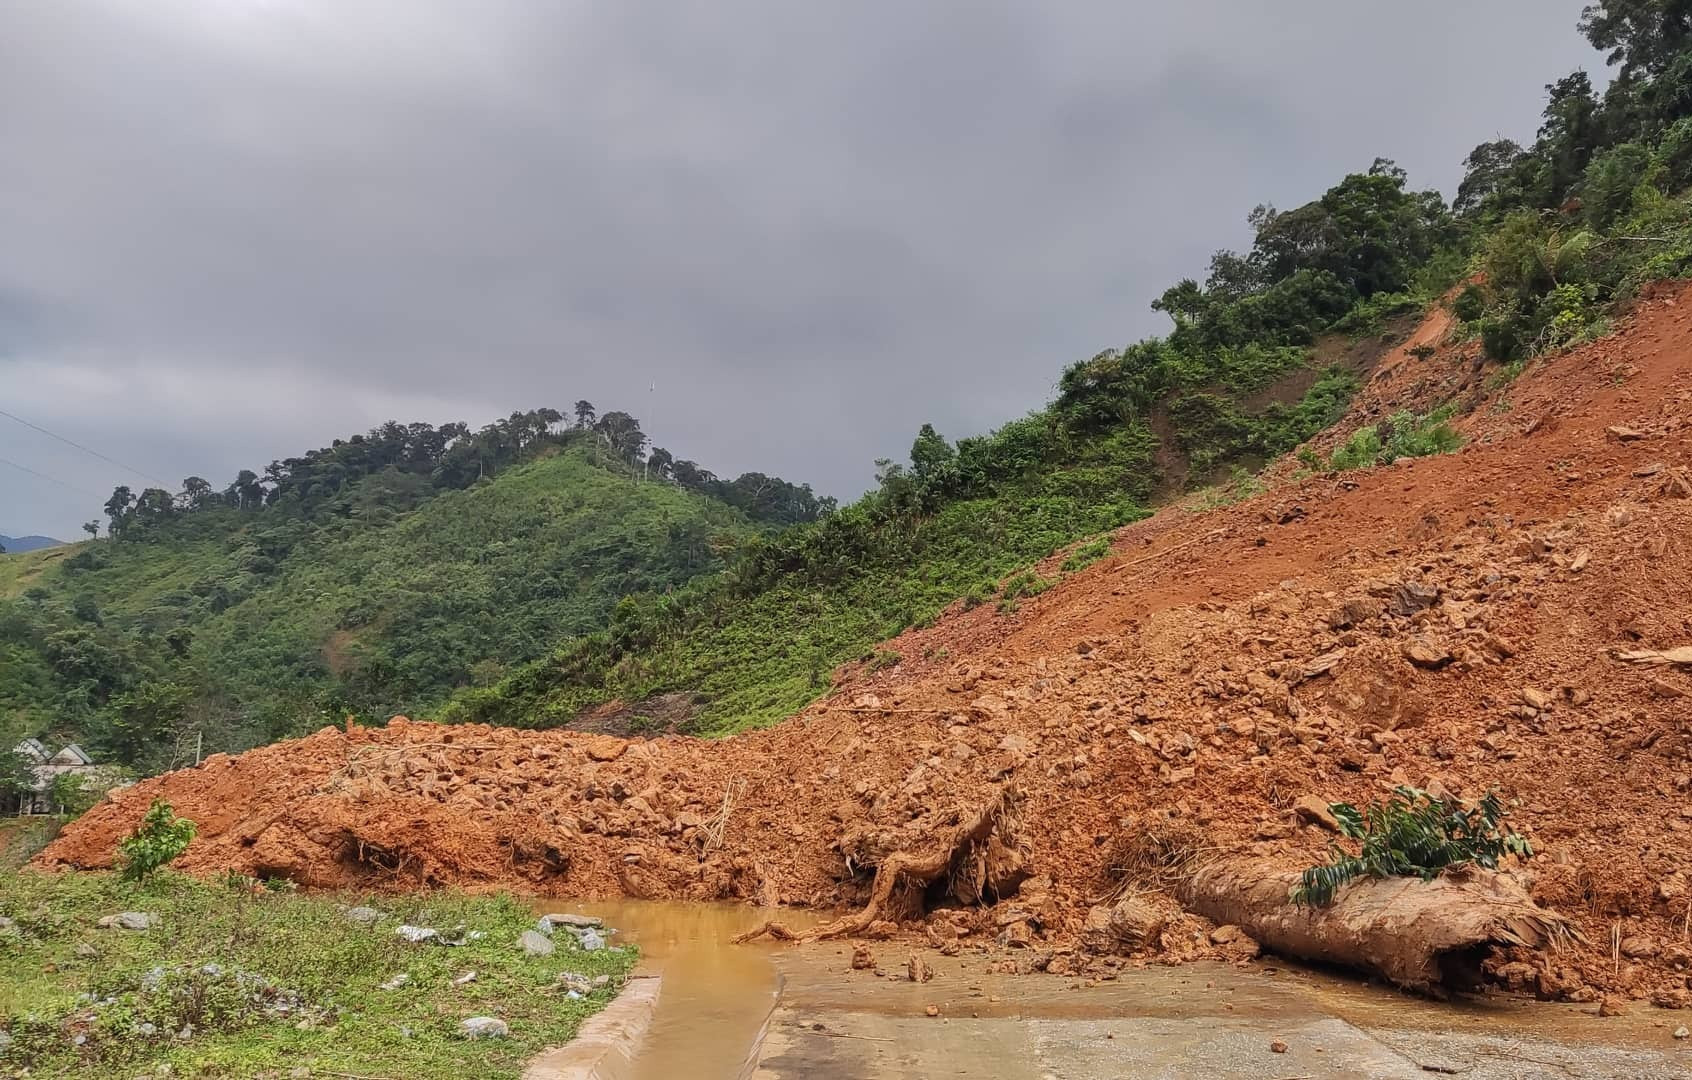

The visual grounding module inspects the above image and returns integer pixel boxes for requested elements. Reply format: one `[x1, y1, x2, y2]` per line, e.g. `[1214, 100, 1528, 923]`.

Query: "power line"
[0, 455, 107, 500]
[0, 407, 170, 486]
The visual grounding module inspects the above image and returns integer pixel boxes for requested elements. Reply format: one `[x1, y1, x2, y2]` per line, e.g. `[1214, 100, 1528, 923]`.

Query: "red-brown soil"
[39, 286, 1692, 1006]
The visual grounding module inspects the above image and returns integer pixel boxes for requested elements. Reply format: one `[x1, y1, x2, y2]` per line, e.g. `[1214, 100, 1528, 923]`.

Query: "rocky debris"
[459, 1016, 510, 1039]
[97, 911, 159, 931]
[851, 946, 876, 971]
[343, 906, 383, 925]
[906, 953, 933, 983]
[394, 925, 438, 944]
[517, 929, 555, 956]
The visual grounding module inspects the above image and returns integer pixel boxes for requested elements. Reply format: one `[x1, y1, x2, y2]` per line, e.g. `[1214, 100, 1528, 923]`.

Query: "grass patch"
[0, 870, 636, 1079]
[1059, 537, 1113, 574]
[1330, 407, 1462, 471]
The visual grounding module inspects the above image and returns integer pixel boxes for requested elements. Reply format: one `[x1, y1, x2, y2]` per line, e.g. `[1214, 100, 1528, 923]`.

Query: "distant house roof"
[13, 739, 49, 763]
[48, 744, 93, 767]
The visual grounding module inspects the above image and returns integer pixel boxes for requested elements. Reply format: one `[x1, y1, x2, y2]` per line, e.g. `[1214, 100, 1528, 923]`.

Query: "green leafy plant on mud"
[116, 799, 196, 882]
[1292, 787, 1532, 907]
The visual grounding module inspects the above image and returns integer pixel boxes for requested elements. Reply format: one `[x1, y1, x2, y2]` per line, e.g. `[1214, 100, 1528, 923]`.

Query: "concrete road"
[750, 949, 1692, 1080]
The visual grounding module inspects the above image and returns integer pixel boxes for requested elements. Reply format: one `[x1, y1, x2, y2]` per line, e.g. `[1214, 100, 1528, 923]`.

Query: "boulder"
[1081, 897, 1166, 954]
[459, 1016, 510, 1040]
[394, 925, 439, 944]
[517, 929, 555, 957]
[97, 912, 159, 931]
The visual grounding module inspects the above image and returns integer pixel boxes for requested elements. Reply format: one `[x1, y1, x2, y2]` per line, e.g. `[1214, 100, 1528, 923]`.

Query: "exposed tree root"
[735, 788, 1016, 945]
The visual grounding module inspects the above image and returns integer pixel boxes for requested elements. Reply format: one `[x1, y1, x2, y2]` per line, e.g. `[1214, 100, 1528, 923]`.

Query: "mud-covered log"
[1179, 856, 1580, 995]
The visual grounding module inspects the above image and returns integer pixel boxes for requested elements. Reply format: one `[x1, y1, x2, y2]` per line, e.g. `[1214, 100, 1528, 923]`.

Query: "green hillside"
[0, 427, 808, 770]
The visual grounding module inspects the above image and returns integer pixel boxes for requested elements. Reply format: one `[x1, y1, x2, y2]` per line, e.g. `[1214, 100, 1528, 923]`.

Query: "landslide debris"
[39, 286, 1692, 1006]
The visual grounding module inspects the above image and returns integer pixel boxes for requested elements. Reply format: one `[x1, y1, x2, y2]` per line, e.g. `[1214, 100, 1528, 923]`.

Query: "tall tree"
[573, 400, 597, 429]
[103, 485, 134, 534]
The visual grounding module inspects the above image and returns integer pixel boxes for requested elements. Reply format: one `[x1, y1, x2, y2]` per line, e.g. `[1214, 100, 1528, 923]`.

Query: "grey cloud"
[1, 1, 1596, 539]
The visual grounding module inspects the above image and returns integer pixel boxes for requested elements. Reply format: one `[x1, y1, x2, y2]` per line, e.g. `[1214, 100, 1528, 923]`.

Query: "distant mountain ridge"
[0, 534, 62, 554]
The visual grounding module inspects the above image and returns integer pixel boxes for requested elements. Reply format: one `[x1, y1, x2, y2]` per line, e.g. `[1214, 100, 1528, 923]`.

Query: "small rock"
[1598, 996, 1627, 1017]
[542, 913, 604, 930]
[452, 971, 477, 986]
[379, 973, 411, 991]
[558, 972, 596, 995]
[583, 736, 628, 762]
[518, 929, 555, 957]
[343, 906, 383, 925]
[97, 911, 159, 931]
[577, 928, 607, 951]
[0, 916, 14, 933]
[74, 942, 97, 959]
[851, 946, 876, 971]
[1520, 688, 1553, 712]
[1293, 796, 1342, 833]
[1674, 1026, 1689, 1040]
[394, 925, 438, 944]
[1606, 425, 1646, 442]
[924, 1004, 940, 1018]
[1270, 1039, 1288, 1054]
[907, 953, 933, 983]
[1403, 639, 1452, 669]
[459, 1016, 510, 1040]
[1209, 925, 1245, 945]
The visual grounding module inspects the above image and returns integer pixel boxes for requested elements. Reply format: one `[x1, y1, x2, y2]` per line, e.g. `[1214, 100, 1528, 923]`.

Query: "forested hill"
[0, 407, 824, 772]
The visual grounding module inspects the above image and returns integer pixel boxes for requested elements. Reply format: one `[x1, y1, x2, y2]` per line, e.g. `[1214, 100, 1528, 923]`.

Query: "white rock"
[460, 1016, 509, 1040]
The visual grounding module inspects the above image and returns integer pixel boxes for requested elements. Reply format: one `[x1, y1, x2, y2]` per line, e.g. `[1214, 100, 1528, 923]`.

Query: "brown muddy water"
[529, 900, 822, 1080]
[534, 900, 1692, 1080]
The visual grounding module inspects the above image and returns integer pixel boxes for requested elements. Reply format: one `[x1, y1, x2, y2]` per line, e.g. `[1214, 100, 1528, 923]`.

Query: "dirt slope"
[40, 286, 1692, 1005]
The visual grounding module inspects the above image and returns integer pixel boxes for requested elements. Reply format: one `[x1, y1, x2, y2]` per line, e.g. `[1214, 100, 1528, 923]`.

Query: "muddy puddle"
[528, 899, 822, 1080]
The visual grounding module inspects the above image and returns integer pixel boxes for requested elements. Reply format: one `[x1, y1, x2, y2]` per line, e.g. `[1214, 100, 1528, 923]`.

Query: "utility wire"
[0, 455, 107, 499]
[0, 407, 170, 486]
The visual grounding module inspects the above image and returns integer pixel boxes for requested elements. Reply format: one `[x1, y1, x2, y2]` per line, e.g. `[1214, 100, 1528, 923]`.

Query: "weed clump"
[1292, 787, 1531, 907]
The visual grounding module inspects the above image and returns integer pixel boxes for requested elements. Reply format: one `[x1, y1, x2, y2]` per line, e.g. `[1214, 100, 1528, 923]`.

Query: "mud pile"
[40, 286, 1692, 1006]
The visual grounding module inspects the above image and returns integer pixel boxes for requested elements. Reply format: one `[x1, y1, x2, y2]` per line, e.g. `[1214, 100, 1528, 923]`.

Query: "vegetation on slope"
[0, 869, 634, 1079]
[0, 409, 817, 772]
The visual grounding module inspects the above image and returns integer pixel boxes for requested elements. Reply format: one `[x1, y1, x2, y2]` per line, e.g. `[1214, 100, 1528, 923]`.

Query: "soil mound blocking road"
[40, 287, 1692, 1006]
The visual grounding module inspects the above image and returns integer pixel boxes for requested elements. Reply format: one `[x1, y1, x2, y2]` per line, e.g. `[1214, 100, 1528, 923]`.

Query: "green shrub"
[1451, 283, 1486, 322]
[116, 799, 196, 882]
[1292, 787, 1530, 907]
[1330, 408, 1461, 471]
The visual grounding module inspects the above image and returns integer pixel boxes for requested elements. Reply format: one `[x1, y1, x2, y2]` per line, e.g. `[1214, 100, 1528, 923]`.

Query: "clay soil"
[39, 286, 1692, 1007]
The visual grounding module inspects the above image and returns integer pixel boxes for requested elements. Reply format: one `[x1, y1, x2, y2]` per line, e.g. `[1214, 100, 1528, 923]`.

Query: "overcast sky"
[2, 1, 1599, 540]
